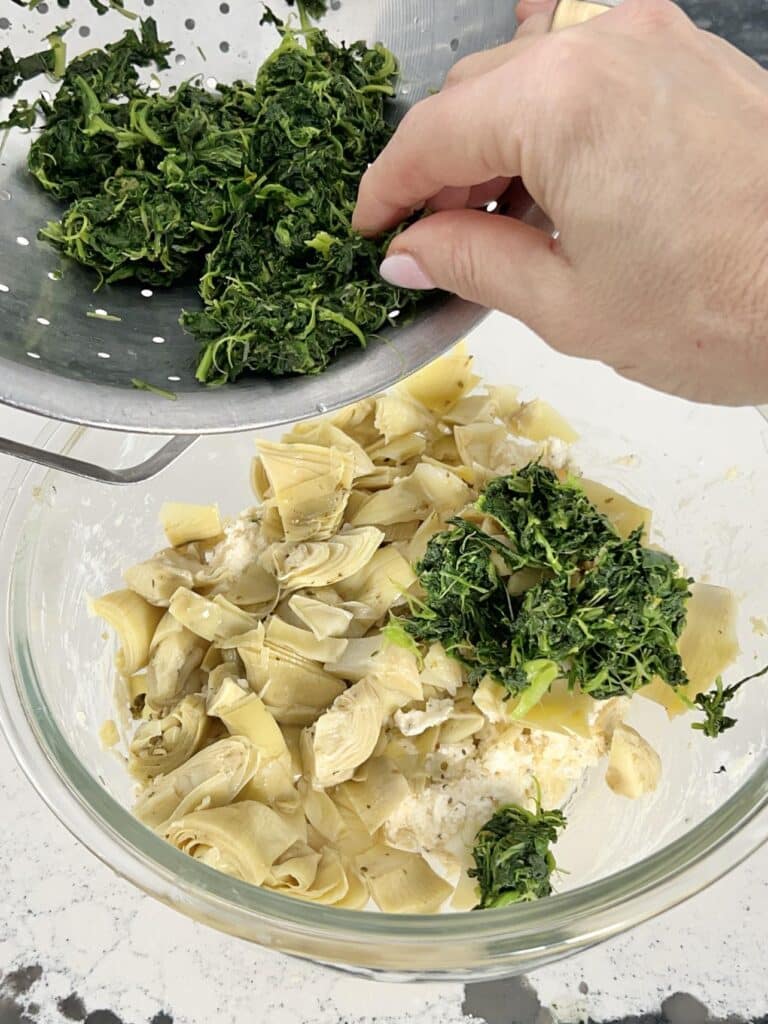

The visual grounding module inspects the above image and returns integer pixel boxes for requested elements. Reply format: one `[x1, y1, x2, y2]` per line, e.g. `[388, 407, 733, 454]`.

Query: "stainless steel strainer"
[0, 0, 600, 481]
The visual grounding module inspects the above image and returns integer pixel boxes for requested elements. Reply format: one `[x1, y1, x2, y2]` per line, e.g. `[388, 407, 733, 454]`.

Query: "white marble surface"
[0, 328, 767, 1024]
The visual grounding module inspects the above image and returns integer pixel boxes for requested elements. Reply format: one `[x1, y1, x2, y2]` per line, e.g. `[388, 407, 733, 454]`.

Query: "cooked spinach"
[0, 22, 70, 99]
[400, 464, 692, 701]
[2, 12, 417, 383]
[469, 801, 567, 910]
[691, 664, 768, 738]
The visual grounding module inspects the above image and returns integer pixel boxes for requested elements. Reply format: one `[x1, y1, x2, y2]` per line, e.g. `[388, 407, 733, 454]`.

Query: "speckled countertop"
[2, 3, 768, 1021]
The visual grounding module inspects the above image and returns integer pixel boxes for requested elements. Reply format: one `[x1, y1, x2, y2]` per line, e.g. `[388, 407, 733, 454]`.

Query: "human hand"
[353, 0, 768, 405]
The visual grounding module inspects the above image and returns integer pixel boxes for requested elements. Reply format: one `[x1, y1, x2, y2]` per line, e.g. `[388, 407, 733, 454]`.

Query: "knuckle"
[447, 232, 483, 300]
[443, 55, 476, 88]
[620, 0, 686, 33]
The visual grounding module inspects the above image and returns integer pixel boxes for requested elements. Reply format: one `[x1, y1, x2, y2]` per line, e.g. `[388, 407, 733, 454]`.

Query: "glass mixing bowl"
[1, 316, 767, 981]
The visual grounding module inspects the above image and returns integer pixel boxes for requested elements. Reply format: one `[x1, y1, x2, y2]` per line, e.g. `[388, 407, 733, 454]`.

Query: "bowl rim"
[1, 419, 767, 980]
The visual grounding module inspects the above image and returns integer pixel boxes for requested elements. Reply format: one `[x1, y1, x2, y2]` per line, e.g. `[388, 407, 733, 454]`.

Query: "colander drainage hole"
[185, 18, 196, 29]
[0, 18, 11, 29]
[27, 352, 41, 360]
[0, 284, 9, 293]
[36, 316, 50, 326]
[16, 236, 29, 247]
[168, 375, 181, 382]
[141, 288, 154, 297]
[97, 352, 111, 359]
[152, 336, 165, 344]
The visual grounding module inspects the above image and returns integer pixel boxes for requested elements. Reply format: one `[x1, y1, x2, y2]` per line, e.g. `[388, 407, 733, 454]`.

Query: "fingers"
[426, 177, 511, 214]
[353, 64, 534, 236]
[379, 208, 574, 336]
[516, 0, 559, 26]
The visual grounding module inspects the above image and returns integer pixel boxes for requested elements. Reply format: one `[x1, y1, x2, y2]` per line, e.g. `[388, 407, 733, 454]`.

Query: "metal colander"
[0, 1, 517, 428]
[0, 0, 610, 479]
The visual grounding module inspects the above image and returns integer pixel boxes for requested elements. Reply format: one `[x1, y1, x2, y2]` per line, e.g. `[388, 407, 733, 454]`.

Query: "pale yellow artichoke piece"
[442, 393, 495, 427]
[353, 466, 403, 491]
[579, 478, 652, 540]
[134, 735, 259, 831]
[144, 615, 207, 711]
[266, 616, 348, 663]
[487, 385, 522, 423]
[90, 589, 165, 677]
[163, 800, 305, 885]
[256, 439, 355, 542]
[211, 562, 279, 609]
[310, 679, 384, 788]
[605, 723, 662, 798]
[288, 593, 355, 640]
[250, 456, 271, 501]
[258, 646, 346, 726]
[355, 844, 452, 913]
[398, 340, 480, 415]
[640, 583, 739, 715]
[238, 759, 299, 811]
[280, 421, 376, 478]
[367, 646, 423, 717]
[281, 725, 304, 777]
[159, 502, 222, 547]
[349, 474, 430, 527]
[300, 780, 347, 842]
[123, 550, 199, 607]
[407, 512, 444, 564]
[511, 399, 579, 443]
[266, 527, 384, 592]
[473, 676, 595, 739]
[208, 678, 290, 767]
[421, 455, 476, 486]
[367, 433, 427, 466]
[268, 843, 322, 891]
[129, 694, 210, 780]
[351, 463, 471, 528]
[335, 546, 416, 620]
[421, 643, 464, 696]
[438, 705, 487, 745]
[454, 422, 510, 472]
[395, 697, 454, 738]
[324, 634, 384, 682]
[374, 392, 435, 444]
[337, 758, 410, 834]
[168, 588, 223, 642]
[168, 589, 258, 644]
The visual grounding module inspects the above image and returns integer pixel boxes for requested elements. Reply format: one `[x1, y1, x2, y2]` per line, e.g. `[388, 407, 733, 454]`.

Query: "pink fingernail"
[380, 254, 436, 290]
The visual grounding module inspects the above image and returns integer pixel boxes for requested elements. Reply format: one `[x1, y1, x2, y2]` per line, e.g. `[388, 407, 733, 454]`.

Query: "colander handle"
[0, 433, 198, 485]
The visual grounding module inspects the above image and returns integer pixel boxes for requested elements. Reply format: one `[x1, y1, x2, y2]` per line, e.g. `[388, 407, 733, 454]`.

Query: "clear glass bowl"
[1, 319, 767, 981]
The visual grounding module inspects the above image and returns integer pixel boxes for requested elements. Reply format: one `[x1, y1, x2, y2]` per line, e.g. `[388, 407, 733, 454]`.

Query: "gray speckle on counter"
[678, 0, 768, 65]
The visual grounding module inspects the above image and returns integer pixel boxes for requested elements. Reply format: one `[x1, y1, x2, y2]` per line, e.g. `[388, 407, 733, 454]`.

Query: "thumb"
[380, 208, 574, 338]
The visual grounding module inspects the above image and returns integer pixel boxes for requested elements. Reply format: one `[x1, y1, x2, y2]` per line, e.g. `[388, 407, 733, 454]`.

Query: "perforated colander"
[0, 0, 603, 480]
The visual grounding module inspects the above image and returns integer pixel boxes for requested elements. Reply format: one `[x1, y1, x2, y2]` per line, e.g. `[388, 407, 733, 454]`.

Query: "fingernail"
[379, 253, 436, 290]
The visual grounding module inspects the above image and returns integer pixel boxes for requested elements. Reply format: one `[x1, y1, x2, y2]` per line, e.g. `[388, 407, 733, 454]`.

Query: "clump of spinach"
[2, 11, 417, 383]
[690, 664, 768, 738]
[469, 801, 567, 910]
[400, 464, 692, 701]
[0, 22, 70, 99]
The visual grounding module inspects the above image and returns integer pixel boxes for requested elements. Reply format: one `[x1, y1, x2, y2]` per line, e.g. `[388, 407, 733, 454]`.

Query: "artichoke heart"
[310, 679, 384, 788]
[134, 735, 259, 831]
[257, 440, 356, 542]
[265, 527, 384, 591]
[129, 694, 210, 779]
[89, 589, 165, 678]
[163, 801, 305, 886]
[123, 549, 199, 607]
[145, 612, 207, 711]
[351, 463, 472, 528]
